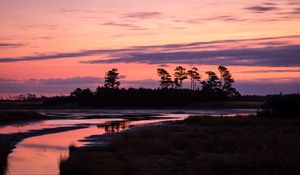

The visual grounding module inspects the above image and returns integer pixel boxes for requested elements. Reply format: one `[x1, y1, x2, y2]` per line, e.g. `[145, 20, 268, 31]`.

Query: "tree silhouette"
[104, 68, 121, 89]
[157, 68, 174, 89]
[71, 88, 83, 97]
[174, 66, 188, 89]
[187, 67, 201, 90]
[218, 66, 240, 98]
[201, 71, 221, 94]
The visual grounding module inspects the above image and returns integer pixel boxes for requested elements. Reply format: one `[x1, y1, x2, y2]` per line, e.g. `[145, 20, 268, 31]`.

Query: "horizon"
[1, 0, 300, 96]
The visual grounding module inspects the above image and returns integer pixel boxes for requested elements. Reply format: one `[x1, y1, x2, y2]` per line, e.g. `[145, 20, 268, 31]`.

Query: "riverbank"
[0, 111, 47, 125]
[0, 125, 89, 175]
[60, 116, 300, 175]
[0, 134, 16, 175]
[0, 101, 264, 110]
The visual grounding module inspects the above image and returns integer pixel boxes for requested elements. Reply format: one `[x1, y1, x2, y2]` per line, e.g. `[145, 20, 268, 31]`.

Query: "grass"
[0, 111, 45, 124]
[0, 110, 46, 174]
[60, 116, 300, 175]
[0, 135, 16, 175]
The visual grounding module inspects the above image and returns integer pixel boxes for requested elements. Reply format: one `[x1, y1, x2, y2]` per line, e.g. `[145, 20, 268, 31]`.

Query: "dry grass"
[0, 135, 15, 175]
[60, 116, 300, 175]
[0, 111, 45, 124]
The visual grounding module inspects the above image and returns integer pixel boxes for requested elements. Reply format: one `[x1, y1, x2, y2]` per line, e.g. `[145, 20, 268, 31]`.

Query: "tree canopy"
[104, 68, 121, 89]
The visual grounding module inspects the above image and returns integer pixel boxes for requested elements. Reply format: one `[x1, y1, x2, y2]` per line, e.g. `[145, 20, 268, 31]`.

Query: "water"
[3, 109, 256, 175]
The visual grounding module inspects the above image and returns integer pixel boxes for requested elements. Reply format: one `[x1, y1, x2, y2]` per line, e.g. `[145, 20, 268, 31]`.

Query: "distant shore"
[0, 100, 264, 110]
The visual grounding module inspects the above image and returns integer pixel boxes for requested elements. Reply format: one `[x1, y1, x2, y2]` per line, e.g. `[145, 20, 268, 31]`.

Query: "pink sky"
[0, 0, 300, 96]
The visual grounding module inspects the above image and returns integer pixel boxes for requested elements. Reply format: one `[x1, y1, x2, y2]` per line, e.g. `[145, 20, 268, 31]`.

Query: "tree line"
[0, 66, 241, 108]
[41, 66, 240, 107]
[103, 65, 240, 99]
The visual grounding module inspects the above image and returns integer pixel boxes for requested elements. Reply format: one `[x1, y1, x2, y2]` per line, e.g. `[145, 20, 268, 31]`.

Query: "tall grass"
[0, 136, 12, 175]
[60, 116, 300, 175]
[0, 111, 45, 124]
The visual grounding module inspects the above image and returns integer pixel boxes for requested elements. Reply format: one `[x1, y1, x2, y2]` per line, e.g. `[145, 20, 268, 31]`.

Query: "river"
[1, 109, 255, 175]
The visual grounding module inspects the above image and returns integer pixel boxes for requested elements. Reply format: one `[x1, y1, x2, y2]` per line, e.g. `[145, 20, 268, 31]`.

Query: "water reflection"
[97, 121, 129, 133]
[6, 126, 106, 175]
[4, 109, 256, 175]
[0, 118, 123, 134]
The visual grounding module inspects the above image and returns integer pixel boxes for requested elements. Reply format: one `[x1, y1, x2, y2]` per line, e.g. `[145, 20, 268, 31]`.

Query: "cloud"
[124, 12, 161, 19]
[0, 77, 157, 96]
[84, 44, 300, 67]
[0, 77, 102, 95]
[122, 79, 158, 89]
[0, 35, 300, 67]
[0, 43, 23, 48]
[245, 3, 279, 13]
[280, 7, 300, 16]
[243, 2, 300, 21]
[180, 15, 246, 24]
[158, 64, 169, 68]
[290, 7, 300, 14]
[1, 77, 300, 96]
[0, 48, 137, 63]
[102, 21, 147, 30]
[239, 69, 300, 73]
[236, 78, 300, 95]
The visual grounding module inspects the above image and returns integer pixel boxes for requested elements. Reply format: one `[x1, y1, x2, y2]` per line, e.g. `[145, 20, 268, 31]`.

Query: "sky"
[0, 0, 300, 97]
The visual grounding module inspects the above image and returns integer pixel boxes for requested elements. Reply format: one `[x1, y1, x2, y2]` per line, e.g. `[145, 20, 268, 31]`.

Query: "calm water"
[2, 109, 255, 175]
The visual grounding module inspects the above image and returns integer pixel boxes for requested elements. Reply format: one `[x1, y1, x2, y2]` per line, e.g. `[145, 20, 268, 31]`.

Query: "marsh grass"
[0, 111, 45, 124]
[60, 116, 300, 175]
[0, 135, 15, 175]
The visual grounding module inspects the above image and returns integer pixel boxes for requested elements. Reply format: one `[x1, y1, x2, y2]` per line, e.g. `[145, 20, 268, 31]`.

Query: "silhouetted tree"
[174, 66, 188, 89]
[157, 68, 174, 89]
[187, 67, 201, 90]
[71, 88, 83, 97]
[81, 88, 94, 97]
[71, 88, 93, 99]
[201, 71, 221, 94]
[104, 68, 121, 89]
[218, 66, 240, 98]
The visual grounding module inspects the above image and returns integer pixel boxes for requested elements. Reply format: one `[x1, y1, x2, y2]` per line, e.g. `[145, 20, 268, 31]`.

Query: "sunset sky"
[1, 0, 300, 97]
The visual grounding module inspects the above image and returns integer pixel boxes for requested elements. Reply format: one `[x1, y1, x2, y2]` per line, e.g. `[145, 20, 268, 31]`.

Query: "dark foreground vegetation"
[60, 116, 300, 175]
[258, 94, 300, 118]
[0, 135, 15, 175]
[0, 111, 45, 125]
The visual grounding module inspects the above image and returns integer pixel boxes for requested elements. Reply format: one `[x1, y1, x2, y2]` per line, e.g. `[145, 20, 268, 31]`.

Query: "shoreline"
[0, 125, 89, 175]
[0, 101, 264, 110]
[60, 116, 300, 175]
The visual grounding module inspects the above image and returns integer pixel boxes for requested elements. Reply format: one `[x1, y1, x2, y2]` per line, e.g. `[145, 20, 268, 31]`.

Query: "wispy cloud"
[177, 15, 246, 24]
[0, 43, 23, 48]
[243, 2, 300, 21]
[124, 12, 161, 19]
[102, 21, 147, 30]
[245, 3, 279, 13]
[0, 35, 299, 67]
[0, 77, 102, 94]
[239, 69, 300, 73]
[84, 45, 300, 67]
[236, 78, 300, 95]
[0, 77, 158, 95]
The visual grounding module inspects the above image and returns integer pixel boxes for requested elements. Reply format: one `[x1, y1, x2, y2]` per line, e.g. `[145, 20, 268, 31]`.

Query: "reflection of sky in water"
[7, 126, 106, 175]
[0, 109, 255, 134]
[5, 109, 256, 175]
[40, 109, 256, 118]
[0, 118, 124, 134]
